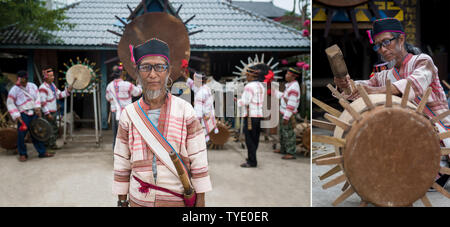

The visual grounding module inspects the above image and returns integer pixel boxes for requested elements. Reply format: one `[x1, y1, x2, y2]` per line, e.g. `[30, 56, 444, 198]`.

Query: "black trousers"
[243, 117, 262, 167]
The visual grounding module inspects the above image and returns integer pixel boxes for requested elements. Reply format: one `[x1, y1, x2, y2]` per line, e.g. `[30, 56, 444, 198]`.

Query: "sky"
[235, 0, 304, 14]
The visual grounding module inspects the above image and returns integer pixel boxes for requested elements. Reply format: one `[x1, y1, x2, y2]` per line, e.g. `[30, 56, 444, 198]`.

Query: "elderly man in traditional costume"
[273, 67, 301, 160]
[334, 18, 450, 189]
[106, 64, 142, 150]
[113, 38, 212, 207]
[39, 65, 73, 150]
[184, 71, 217, 142]
[7, 71, 54, 162]
[237, 63, 267, 168]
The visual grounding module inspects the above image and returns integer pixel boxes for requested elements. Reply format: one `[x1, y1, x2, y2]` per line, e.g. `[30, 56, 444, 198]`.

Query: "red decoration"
[303, 19, 310, 27]
[296, 61, 305, 68]
[281, 59, 288, 65]
[264, 70, 275, 95]
[302, 29, 310, 37]
[303, 64, 310, 71]
[181, 59, 189, 69]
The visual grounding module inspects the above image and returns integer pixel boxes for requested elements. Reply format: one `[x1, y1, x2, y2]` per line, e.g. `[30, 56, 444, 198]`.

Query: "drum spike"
[416, 87, 432, 114]
[115, 15, 128, 26]
[440, 166, 450, 175]
[107, 29, 122, 37]
[385, 79, 392, 107]
[438, 131, 450, 140]
[322, 174, 346, 190]
[184, 15, 196, 25]
[356, 84, 374, 110]
[312, 134, 345, 148]
[314, 153, 344, 165]
[261, 53, 265, 63]
[188, 30, 203, 36]
[240, 60, 247, 67]
[267, 57, 274, 65]
[326, 84, 344, 100]
[312, 97, 341, 117]
[76, 56, 81, 63]
[324, 113, 350, 131]
[332, 187, 355, 206]
[431, 182, 450, 198]
[254, 54, 259, 63]
[339, 98, 361, 121]
[63, 63, 69, 69]
[270, 62, 279, 69]
[318, 165, 341, 180]
[420, 195, 432, 207]
[441, 148, 450, 156]
[175, 4, 183, 16]
[401, 80, 412, 108]
[235, 66, 243, 71]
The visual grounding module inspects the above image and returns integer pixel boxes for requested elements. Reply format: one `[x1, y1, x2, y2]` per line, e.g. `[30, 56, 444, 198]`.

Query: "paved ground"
[0, 129, 310, 207]
[312, 127, 450, 207]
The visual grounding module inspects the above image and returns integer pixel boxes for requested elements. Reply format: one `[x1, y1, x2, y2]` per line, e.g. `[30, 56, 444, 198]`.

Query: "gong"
[30, 118, 53, 142]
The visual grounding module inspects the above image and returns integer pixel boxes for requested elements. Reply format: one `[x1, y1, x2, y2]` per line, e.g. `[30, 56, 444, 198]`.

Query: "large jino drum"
[65, 64, 94, 90]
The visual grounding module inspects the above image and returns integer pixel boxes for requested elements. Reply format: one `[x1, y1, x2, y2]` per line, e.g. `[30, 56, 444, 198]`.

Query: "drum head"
[0, 128, 18, 149]
[118, 12, 190, 81]
[66, 64, 93, 90]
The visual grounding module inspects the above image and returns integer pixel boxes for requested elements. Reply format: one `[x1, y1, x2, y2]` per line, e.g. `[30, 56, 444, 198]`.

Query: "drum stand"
[63, 83, 102, 147]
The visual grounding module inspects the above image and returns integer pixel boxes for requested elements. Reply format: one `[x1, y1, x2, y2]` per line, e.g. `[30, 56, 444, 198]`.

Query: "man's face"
[138, 56, 170, 95]
[43, 68, 54, 83]
[19, 77, 28, 86]
[374, 32, 404, 62]
[285, 71, 296, 82]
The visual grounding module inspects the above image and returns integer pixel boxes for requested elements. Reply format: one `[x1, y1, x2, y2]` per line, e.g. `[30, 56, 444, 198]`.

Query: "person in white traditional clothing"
[113, 38, 212, 207]
[273, 67, 301, 160]
[39, 65, 73, 150]
[105, 64, 142, 150]
[184, 71, 217, 142]
[7, 71, 54, 162]
[334, 18, 450, 190]
[237, 63, 267, 168]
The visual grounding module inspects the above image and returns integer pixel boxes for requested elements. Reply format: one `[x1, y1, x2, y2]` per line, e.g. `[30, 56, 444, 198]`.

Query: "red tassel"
[139, 186, 149, 194]
[19, 119, 27, 131]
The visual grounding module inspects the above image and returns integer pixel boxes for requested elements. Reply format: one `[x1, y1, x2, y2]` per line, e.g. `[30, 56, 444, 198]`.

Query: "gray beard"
[138, 75, 169, 101]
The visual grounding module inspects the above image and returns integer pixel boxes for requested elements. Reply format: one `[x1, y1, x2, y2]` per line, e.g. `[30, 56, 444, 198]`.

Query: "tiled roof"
[232, 1, 288, 18]
[0, 0, 308, 50]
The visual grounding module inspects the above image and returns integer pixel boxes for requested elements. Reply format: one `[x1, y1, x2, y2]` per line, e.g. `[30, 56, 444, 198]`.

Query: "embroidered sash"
[125, 103, 178, 178]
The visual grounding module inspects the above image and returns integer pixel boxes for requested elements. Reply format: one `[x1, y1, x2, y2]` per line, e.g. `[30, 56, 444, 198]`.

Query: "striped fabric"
[237, 81, 266, 117]
[276, 80, 301, 120]
[39, 82, 69, 115]
[106, 79, 142, 121]
[112, 94, 212, 207]
[7, 83, 41, 120]
[352, 53, 450, 126]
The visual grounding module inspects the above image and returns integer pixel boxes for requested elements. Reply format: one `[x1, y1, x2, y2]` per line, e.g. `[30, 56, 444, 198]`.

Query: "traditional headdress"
[288, 67, 302, 77]
[129, 38, 171, 65]
[194, 71, 207, 81]
[367, 18, 404, 44]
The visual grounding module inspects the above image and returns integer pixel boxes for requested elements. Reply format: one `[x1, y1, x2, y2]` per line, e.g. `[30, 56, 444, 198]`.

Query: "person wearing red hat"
[39, 65, 73, 151]
[7, 70, 54, 162]
[273, 67, 302, 160]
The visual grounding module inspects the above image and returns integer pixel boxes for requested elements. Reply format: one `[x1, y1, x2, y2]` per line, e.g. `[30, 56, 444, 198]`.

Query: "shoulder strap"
[125, 103, 178, 178]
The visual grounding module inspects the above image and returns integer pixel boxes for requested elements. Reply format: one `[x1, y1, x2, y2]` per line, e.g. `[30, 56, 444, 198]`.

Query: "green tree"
[0, 0, 74, 43]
